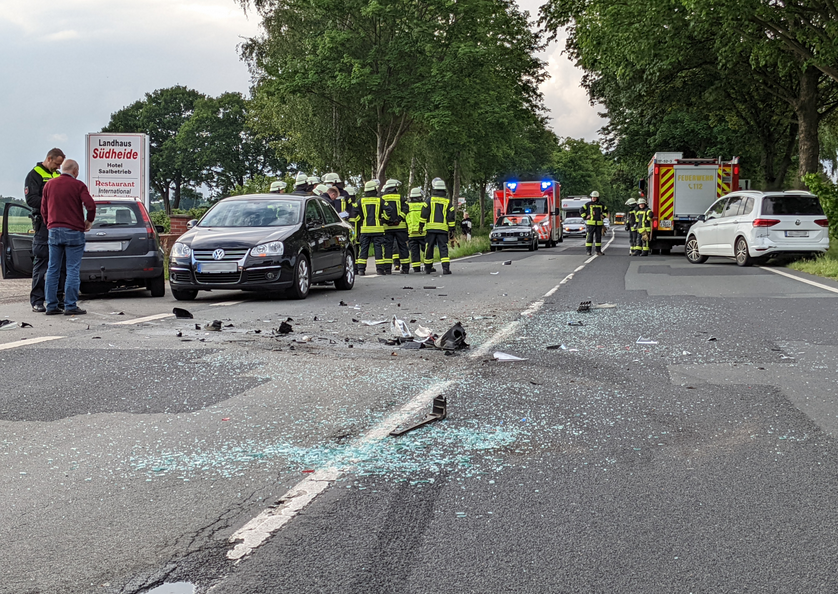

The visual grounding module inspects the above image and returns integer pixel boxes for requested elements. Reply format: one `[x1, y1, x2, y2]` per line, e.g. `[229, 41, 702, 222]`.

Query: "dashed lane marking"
[761, 267, 838, 295]
[110, 313, 174, 325]
[0, 336, 65, 351]
[210, 300, 248, 307]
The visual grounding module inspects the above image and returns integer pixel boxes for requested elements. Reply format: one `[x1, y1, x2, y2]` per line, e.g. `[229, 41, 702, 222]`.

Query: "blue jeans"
[46, 228, 85, 311]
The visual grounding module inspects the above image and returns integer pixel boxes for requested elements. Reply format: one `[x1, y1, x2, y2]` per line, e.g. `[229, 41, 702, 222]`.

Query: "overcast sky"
[0, 0, 604, 199]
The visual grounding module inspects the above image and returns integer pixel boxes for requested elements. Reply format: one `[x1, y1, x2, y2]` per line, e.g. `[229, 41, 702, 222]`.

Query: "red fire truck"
[493, 180, 563, 246]
[643, 152, 740, 253]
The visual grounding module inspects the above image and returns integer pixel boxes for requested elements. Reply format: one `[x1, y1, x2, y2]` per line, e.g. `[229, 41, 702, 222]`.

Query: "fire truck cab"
[493, 180, 563, 247]
[644, 152, 740, 253]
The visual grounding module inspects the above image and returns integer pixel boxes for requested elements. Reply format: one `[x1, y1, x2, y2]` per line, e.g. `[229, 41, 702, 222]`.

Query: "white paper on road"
[361, 320, 387, 326]
[636, 336, 658, 345]
[493, 351, 528, 361]
[390, 316, 412, 338]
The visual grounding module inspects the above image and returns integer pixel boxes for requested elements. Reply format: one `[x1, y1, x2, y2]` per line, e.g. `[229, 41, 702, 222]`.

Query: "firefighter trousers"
[585, 224, 603, 253]
[638, 230, 651, 255]
[384, 229, 408, 272]
[629, 229, 641, 254]
[424, 231, 450, 269]
[358, 233, 386, 272]
[408, 237, 427, 270]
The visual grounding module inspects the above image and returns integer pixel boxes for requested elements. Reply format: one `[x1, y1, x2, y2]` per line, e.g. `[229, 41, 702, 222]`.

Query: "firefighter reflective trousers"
[585, 224, 603, 253]
[424, 231, 449, 265]
[358, 234, 386, 272]
[629, 229, 641, 254]
[408, 237, 427, 270]
[384, 229, 408, 272]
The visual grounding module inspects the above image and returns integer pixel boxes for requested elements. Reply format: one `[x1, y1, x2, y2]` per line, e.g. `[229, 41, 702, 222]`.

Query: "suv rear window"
[90, 203, 142, 228]
[762, 195, 824, 216]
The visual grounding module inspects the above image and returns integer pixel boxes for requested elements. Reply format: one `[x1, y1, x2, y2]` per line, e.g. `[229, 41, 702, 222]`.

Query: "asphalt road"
[3, 230, 838, 594]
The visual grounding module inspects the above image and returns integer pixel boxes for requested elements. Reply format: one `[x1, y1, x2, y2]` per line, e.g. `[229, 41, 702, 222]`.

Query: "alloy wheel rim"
[345, 254, 355, 283]
[299, 260, 309, 293]
[687, 240, 699, 261]
[736, 240, 746, 262]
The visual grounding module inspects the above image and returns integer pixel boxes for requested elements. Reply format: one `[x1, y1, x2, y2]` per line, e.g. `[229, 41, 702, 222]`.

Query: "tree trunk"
[795, 67, 821, 188]
[765, 122, 797, 191]
[452, 158, 460, 211]
[408, 154, 416, 189]
[478, 180, 486, 229]
[173, 176, 183, 210]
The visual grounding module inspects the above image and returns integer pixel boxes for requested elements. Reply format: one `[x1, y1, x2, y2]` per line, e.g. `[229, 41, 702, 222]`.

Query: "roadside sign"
[85, 133, 150, 209]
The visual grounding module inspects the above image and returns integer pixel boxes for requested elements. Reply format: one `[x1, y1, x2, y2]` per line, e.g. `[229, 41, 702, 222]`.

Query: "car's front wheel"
[334, 250, 355, 291]
[735, 237, 754, 267]
[146, 274, 166, 297]
[685, 237, 708, 264]
[288, 254, 311, 299]
[172, 288, 198, 301]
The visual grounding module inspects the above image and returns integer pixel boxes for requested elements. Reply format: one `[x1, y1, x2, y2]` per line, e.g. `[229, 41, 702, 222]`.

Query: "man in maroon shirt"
[40, 159, 96, 315]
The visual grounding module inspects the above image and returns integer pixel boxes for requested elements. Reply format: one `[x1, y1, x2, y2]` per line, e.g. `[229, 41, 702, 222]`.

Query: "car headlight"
[251, 241, 284, 257]
[172, 242, 192, 258]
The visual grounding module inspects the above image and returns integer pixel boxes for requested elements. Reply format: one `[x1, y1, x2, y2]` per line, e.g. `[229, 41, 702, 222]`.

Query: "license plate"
[196, 262, 238, 273]
[85, 241, 123, 252]
[785, 230, 808, 237]
[503, 237, 517, 242]
[659, 220, 673, 229]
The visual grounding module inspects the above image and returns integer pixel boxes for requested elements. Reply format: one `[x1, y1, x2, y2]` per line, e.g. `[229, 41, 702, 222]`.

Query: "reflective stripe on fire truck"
[717, 164, 732, 198]
[658, 166, 675, 220]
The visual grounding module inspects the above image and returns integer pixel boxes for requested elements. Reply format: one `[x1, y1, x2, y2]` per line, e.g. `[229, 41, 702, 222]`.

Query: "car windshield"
[508, 198, 548, 215]
[564, 218, 583, 224]
[761, 195, 824, 216]
[90, 204, 141, 228]
[497, 216, 532, 226]
[199, 199, 302, 227]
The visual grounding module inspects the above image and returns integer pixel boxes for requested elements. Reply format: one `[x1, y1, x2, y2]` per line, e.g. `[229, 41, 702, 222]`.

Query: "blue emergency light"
[506, 181, 518, 192]
[541, 180, 552, 190]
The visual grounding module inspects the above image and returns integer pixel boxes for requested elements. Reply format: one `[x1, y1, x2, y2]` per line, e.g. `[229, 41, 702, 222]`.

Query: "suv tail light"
[752, 218, 780, 227]
[815, 219, 829, 228]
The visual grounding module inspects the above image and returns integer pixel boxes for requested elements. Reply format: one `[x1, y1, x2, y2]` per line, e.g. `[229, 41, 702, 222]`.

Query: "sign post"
[85, 133, 150, 209]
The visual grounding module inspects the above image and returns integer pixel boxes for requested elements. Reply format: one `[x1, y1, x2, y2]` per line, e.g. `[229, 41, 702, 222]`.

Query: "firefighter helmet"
[590, 191, 600, 198]
[364, 180, 378, 192]
[638, 198, 647, 205]
[625, 198, 637, 206]
[323, 173, 341, 184]
[313, 184, 329, 196]
[383, 178, 401, 192]
[306, 175, 321, 185]
[345, 185, 357, 196]
[294, 172, 308, 185]
[409, 187, 423, 198]
[269, 181, 287, 193]
[431, 177, 446, 191]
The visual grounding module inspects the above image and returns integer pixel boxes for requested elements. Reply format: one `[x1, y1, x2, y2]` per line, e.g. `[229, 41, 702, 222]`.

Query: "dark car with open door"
[167, 194, 356, 300]
[1, 199, 166, 296]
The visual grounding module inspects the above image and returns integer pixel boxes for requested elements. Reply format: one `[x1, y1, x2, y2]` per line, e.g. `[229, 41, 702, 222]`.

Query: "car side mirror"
[154, 225, 165, 234]
[697, 214, 706, 222]
[186, 219, 198, 230]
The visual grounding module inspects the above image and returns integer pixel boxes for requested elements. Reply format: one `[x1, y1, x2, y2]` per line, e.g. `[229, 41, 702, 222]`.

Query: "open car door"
[1, 202, 35, 279]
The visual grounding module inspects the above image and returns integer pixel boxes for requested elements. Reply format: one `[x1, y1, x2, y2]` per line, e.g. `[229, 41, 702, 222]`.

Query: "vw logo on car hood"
[213, 249, 226, 260]
[795, 219, 801, 226]
[96, 232, 107, 236]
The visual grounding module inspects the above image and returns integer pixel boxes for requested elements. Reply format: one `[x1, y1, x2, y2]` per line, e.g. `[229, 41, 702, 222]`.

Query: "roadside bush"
[150, 210, 170, 233]
[803, 173, 838, 238]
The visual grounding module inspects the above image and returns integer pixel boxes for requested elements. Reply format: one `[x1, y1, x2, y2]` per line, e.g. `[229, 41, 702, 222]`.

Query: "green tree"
[103, 86, 207, 213]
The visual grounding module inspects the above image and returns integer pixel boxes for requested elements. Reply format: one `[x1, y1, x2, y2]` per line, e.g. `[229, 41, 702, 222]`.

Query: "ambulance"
[493, 180, 563, 247]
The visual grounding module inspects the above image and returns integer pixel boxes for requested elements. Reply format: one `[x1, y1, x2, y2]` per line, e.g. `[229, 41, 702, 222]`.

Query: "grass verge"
[787, 242, 838, 281]
[365, 232, 491, 262]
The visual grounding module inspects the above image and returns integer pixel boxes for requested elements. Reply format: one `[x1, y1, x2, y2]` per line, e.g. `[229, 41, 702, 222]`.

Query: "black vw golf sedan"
[169, 194, 355, 300]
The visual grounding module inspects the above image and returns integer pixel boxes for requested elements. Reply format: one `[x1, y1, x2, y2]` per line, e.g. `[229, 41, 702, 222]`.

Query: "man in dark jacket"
[40, 159, 96, 315]
[24, 148, 65, 311]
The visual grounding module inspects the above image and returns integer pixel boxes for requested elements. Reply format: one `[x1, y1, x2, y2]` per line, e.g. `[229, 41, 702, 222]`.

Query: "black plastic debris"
[568, 321, 584, 327]
[224, 323, 234, 328]
[194, 324, 201, 330]
[205, 320, 223, 331]
[20, 322, 33, 328]
[378, 338, 397, 346]
[707, 336, 717, 342]
[546, 344, 563, 350]
[390, 395, 447, 436]
[254, 329, 262, 334]
[577, 301, 592, 312]
[276, 321, 293, 334]
[176, 331, 183, 337]
[423, 286, 437, 289]
[313, 315, 319, 321]
[403, 286, 413, 290]
[173, 307, 193, 319]
[435, 322, 468, 351]
[352, 318, 360, 323]
[503, 260, 512, 265]
[401, 341, 422, 350]
[339, 301, 348, 306]
[0, 319, 12, 329]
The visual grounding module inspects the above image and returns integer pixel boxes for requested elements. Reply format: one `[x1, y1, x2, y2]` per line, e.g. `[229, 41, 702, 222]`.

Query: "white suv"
[685, 190, 829, 266]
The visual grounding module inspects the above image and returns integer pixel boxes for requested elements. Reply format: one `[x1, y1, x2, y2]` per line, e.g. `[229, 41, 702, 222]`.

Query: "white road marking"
[761, 267, 838, 295]
[111, 313, 174, 325]
[453, 253, 486, 262]
[0, 336, 64, 351]
[584, 256, 597, 264]
[210, 300, 247, 307]
[227, 381, 453, 561]
[228, 241, 611, 560]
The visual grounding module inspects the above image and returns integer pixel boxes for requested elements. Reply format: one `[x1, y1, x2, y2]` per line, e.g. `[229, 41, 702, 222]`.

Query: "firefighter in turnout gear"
[269, 180, 287, 193]
[357, 180, 387, 275]
[634, 198, 653, 256]
[624, 197, 639, 255]
[420, 178, 455, 275]
[405, 186, 427, 273]
[580, 190, 608, 256]
[381, 178, 409, 274]
[291, 172, 309, 195]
